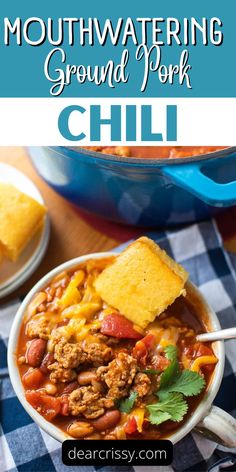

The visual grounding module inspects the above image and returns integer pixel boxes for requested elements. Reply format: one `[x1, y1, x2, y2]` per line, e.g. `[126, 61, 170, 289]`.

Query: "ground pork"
[54, 340, 87, 368]
[132, 372, 151, 397]
[82, 341, 113, 366]
[93, 333, 120, 346]
[48, 362, 77, 383]
[26, 316, 51, 340]
[97, 352, 137, 400]
[68, 386, 114, 419]
[54, 339, 113, 370]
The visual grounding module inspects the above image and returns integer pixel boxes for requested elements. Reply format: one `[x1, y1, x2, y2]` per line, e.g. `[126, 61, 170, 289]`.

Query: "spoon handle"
[196, 327, 236, 343]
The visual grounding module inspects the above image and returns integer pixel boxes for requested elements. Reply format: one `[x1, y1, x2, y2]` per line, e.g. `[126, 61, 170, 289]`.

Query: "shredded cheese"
[59, 270, 85, 307]
[62, 302, 101, 320]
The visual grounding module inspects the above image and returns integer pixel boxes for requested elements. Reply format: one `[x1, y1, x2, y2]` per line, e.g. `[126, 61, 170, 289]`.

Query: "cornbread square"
[94, 237, 188, 329]
[0, 183, 46, 261]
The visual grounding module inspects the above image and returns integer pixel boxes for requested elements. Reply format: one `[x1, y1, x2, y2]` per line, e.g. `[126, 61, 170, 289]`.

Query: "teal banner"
[0, 0, 234, 97]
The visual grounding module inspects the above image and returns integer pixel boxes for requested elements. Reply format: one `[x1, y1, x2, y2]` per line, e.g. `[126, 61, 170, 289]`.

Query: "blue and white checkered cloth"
[1, 220, 236, 472]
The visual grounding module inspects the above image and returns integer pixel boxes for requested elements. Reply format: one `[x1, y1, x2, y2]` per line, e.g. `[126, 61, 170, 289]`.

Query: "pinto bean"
[18, 356, 26, 365]
[45, 286, 56, 302]
[26, 292, 47, 320]
[84, 433, 101, 440]
[55, 287, 63, 298]
[68, 421, 94, 438]
[38, 303, 46, 313]
[45, 382, 57, 395]
[91, 379, 104, 393]
[27, 339, 47, 367]
[51, 271, 69, 288]
[93, 410, 121, 431]
[78, 371, 96, 385]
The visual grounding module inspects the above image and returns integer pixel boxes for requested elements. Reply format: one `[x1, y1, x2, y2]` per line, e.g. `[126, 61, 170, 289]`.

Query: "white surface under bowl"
[8, 252, 225, 444]
[0, 163, 50, 298]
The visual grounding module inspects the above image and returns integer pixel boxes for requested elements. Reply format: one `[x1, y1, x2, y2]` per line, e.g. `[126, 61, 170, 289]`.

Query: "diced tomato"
[183, 345, 194, 358]
[125, 416, 138, 435]
[101, 313, 142, 339]
[132, 333, 156, 366]
[201, 364, 215, 374]
[184, 342, 215, 374]
[60, 396, 69, 416]
[23, 368, 44, 388]
[195, 343, 214, 358]
[195, 343, 215, 374]
[142, 334, 156, 350]
[152, 354, 170, 371]
[184, 342, 213, 360]
[132, 340, 148, 365]
[26, 391, 61, 421]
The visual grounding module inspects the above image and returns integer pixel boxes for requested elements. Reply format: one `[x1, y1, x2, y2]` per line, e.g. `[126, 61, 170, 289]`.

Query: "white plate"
[0, 163, 50, 298]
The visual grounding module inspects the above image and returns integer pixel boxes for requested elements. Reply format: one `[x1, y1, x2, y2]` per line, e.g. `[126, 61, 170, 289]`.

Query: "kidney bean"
[40, 352, 54, 374]
[93, 410, 121, 431]
[61, 381, 78, 395]
[26, 339, 47, 367]
[68, 421, 94, 438]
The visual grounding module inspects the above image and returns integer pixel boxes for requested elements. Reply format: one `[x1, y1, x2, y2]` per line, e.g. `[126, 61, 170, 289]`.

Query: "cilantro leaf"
[147, 393, 188, 425]
[119, 391, 137, 413]
[165, 345, 178, 362]
[159, 369, 205, 397]
[146, 345, 206, 427]
[143, 369, 161, 375]
[148, 410, 171, 425]
[159, 345, 180, 389]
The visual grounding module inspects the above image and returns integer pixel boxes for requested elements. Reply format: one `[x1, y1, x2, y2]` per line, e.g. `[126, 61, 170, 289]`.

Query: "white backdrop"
[0, 97, 235, 145]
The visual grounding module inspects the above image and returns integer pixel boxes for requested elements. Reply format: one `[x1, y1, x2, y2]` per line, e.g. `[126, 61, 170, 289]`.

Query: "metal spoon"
[196, 327, 236, 343]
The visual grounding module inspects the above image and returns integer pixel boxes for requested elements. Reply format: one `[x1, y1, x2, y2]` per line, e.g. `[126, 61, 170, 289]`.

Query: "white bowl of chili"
[7, 252, 236, 446]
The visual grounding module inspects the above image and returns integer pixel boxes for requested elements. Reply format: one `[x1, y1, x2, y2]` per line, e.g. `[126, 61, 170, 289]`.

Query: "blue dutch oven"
[28, 146, 236, 227]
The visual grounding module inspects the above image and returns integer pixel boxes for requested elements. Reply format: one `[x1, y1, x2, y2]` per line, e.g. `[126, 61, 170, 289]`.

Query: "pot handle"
[162, 161, 236, 207]
[195, 405, 236, 447]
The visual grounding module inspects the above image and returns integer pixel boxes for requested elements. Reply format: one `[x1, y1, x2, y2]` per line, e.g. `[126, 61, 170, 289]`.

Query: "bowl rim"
[8, 251, 225, 444]
[48, 146, 236, 167]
